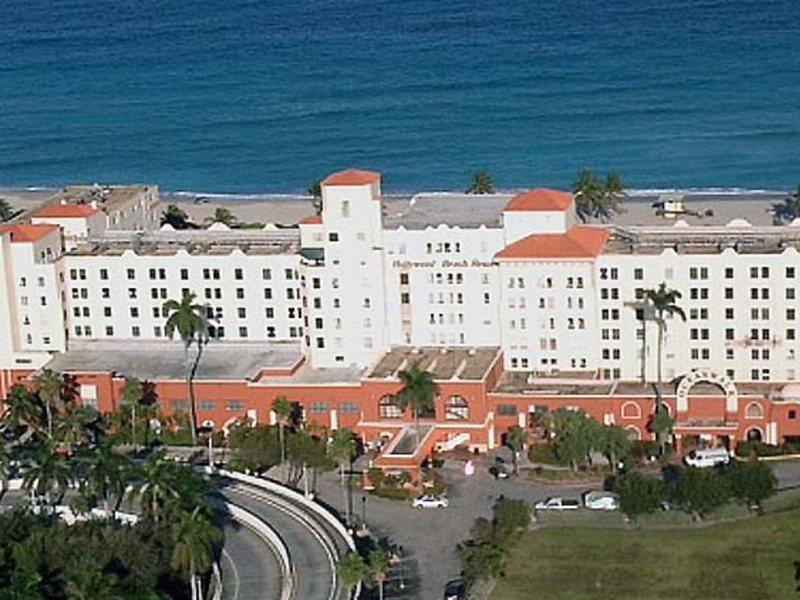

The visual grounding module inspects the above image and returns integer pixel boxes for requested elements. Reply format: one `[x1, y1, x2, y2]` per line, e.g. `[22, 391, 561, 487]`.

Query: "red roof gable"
[298, 214, 322, 225]
[505, 189, 573, 212]
[323, 169, 381, 186]
[0, 223, 59, 243]
[495, 226, 609, 260]
[33, 203, 97, 218]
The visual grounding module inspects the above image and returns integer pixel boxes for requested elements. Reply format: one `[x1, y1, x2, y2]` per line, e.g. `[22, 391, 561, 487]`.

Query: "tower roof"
[505, 189, 573, 212]
[322, 169, 381, 186]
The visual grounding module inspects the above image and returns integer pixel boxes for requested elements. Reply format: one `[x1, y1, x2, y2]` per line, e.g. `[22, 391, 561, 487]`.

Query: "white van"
[584, 491, 619, 511]
[684, 447, 730, 468]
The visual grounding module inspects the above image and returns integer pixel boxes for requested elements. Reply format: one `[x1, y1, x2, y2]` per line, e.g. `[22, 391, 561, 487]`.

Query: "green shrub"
[372, 486, 412, 501]
[727, 460, 778, 508]
[528, 443, 563, 465]
[734, 442, 784, 458]
[614, 470, 666, 519]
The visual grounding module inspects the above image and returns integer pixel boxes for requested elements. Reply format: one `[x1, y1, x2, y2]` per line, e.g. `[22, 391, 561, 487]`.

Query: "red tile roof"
[495, 226, 609, 260]
[505, 189, 573, 212]
[323, 169, 381, 186]
[0, 223, 59, 243]
[33, 203, 97, 218]
[298, 214, 323, 225]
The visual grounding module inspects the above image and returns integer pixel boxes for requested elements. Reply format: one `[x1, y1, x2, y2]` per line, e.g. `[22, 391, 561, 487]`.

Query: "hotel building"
[2, 171, 800, 469]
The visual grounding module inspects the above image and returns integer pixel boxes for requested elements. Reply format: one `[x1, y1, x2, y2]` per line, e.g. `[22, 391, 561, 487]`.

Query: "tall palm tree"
[171, 507, 223, 600]
[64, 567, 120, 600]
[338, 552, 367, 597]
[55, 405, 100, 449]
[644, 283, 687, 385]
[79, 444, 133, 515]
[466, 170, 495, 194]
[396, 362, 439, 447]
[22, 442, 74, 508]
[308, 180, 323, 215]
[368, 547, 390, 600]
[328, 428, 356, 523]
[164, 291, 211, 445]
[204, 207, 237, 228]
[272, 396, 292, 469]
[33, 369, 62, 439]
[773, 184, 800, 224]
[134, 452, 181, 526]
[120, 376, 143, 450]
[505, 425, 528, 474]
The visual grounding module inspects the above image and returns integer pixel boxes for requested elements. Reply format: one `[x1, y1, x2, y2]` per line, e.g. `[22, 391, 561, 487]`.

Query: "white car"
[412, 494, 449, 509]
[534, 497, 580, 511]
[685, 447, 730, 468]
[583, 491, 619, 511]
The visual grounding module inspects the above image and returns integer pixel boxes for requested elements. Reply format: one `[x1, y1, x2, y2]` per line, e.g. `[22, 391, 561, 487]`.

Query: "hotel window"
[236, 288, 244, 299]
[130, 307, 139, 318]
[238, 327, 248, 338]
[497, 404, 517, 416]
[726, 348, 735, 360]
[262, 268, 272, 280]
[105, 326, 114, 336]
[180, 268, 189, 280]
[725, 308, 734, 319]
[341, 402, 359, 413]
[787, 267, 796, 279]
[264, 288, 272, 299]
[725, 267, 734, 279]
[311, 402, 328, 413]
[446, 396, 469, 420]
[266, 326, 276, 338]
[226, 400, 245, 411]
[234, 268, 243, 280]
[154, 326, 162, 337]
[379, 395, 403, 419]
[401, 292, 410, 304]
[787, 288, 796, 300]
[127, 269, 135, 280]
[284, 268, 294, 280]
[101, 288, 110, 298]
[132, 326, 140, 337]
[104, 307, 112, 317]
[328, 232, 339, 242]
[100, 269, 108, 280]
[788, 309, 796, 320]
[237, 307, 246, 319]
[725, 288, 734, 299]
[788, 329, 796, 340]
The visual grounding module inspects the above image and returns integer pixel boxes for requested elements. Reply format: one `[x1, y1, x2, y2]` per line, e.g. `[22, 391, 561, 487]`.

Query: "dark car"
[444, 579, 466, 600]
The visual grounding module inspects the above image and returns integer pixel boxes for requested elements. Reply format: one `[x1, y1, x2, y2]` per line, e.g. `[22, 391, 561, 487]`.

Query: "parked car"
[684, 447, 730, 468]
[534, 497, 580, 511]
[489, 458, 512, 479]
[583, 491, 619, 511]
[412, 494, 449, 509]
[443, 579, 467, 600]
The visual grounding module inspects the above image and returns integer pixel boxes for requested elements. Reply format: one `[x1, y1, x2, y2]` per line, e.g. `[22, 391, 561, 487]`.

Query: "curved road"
[220, 519, 283, 600]
[220, 481, 349, 600]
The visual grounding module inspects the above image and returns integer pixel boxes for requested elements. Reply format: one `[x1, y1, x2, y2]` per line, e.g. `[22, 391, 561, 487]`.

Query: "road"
[219, 480, 349, 600]
[220, 519, 282, 600]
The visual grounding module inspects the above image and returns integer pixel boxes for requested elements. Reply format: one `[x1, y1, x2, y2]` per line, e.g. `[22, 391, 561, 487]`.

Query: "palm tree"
[396, 362, 439, 447]
[134, 452, 181, 526]
[55, 405, 100, 449]
[773, 184, 800, 224]
[0, 197, 14, 222]
[33, 369, 62, 439]
[64, 567, 120, 600]
[161, 204, 194, 229]
[505, 425, 528, 474]
[308, 180, 323, 215]
[171, 507, 223, 600]
[272, 396, 292, 470]
[1, 385, 43, 438]
[338, 551, 367, 597]
[573, 169, 626, 222]
[22, 442, 74, 508]
[79, 444, 133, 515]
[643, 283, 687, 385]
[368, 547, 390, 600]
[164, 291, 211, 445]
[328, 428, 356, 523]
[204, 207, 237, 228]
[120, 376, 143, 450]
[466, 170, 495, 194]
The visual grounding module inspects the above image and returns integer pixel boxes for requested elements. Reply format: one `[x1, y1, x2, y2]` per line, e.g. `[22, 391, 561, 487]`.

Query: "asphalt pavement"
[220, 520, 282, 600]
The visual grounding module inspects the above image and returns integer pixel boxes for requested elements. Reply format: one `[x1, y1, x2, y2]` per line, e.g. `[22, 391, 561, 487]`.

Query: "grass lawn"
[493, 508, 800, 599]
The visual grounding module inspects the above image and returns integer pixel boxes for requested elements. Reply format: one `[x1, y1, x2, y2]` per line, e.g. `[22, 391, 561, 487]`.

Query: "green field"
[493, 508, 800, 599]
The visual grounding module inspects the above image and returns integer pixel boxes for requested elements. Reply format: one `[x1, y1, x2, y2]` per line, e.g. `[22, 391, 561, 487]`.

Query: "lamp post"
[197, 425, 214, 468]
[361, 494, 367, 529]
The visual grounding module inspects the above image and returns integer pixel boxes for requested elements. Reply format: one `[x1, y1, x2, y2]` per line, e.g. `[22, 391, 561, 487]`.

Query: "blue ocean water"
[1, 0, 799, 193]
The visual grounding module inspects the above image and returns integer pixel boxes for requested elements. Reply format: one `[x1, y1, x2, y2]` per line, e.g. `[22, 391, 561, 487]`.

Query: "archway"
[746, 427, 763, 443]
[676, 369, 738, 412]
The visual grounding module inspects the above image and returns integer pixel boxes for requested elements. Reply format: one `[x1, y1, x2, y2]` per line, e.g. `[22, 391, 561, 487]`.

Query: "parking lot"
[312, 454, 800, 599]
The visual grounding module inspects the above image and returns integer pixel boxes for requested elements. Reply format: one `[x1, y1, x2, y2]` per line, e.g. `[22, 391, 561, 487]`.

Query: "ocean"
[1, 0, 799, 194]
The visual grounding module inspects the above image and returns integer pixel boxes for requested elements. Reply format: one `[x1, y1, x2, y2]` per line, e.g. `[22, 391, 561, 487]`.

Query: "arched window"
[621, 401, 642, 419]
[746, 427, 763, 442]
[625, 426, 641, 440]
[379, 395, 402, 419]
[446, 395, 469, 420]
[745, 402, 764, 419]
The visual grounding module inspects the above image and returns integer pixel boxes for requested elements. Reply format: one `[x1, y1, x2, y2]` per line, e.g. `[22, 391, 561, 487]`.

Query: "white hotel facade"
[3, 169, 800, 453]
